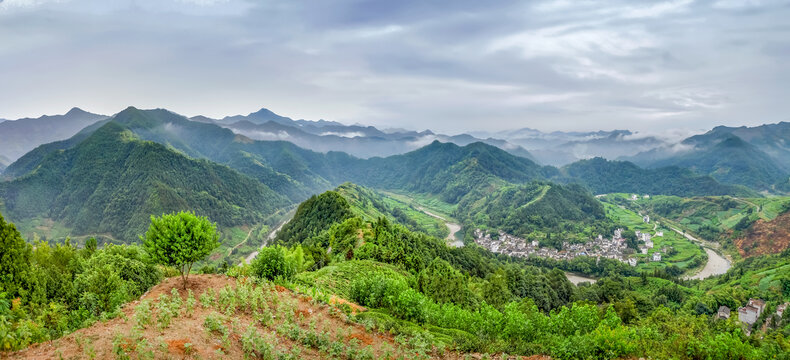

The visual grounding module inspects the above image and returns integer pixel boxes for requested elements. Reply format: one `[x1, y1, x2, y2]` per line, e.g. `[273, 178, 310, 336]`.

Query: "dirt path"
[417, 207, 463, 247]
[228, 226, 255, 256]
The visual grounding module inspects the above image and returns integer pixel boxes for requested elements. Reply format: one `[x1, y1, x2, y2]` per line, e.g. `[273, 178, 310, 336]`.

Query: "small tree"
[142, 211, 219, 288]
[0, 212, 31, 299]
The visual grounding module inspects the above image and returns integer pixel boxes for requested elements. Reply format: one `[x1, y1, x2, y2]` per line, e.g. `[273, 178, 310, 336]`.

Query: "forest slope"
[0, 121, 288, 242]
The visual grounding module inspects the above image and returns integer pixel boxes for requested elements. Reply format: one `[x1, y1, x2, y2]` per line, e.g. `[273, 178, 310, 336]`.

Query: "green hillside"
[334, 183, 449, 238]
[561, 157, 755, 197]
[457, 181, 611, 242]
[651, 135, 788, 191]
[606, 194, 790, 246]
[0, 121, 288, 242]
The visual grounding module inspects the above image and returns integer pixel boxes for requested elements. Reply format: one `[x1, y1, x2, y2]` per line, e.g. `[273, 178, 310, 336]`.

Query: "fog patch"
[407, 135, 438, 149]
[319, 131, 365, 138]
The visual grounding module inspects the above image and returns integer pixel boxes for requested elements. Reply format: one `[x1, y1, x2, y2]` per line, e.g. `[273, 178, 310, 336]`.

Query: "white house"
[627, 258, 637, 267]
[643, 215, 650, 223]
[651, 252, 662, 262]
[738, 299, 766, 325]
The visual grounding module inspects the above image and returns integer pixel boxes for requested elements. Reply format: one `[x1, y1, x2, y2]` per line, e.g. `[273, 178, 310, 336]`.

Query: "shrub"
[350, 275, 409, 309]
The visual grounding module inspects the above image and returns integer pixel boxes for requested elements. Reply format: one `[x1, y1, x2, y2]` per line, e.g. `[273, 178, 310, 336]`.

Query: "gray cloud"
[0, 0, 789, 134]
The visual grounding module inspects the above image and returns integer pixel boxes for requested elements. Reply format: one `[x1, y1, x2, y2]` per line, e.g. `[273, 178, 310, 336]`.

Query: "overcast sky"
[1, 0, 788, 134]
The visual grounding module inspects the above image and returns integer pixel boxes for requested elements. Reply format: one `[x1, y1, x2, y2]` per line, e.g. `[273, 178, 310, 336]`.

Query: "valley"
[415, 207, 463, 248]
[4, 3, 790, 358]
[2, 107, 790, 360]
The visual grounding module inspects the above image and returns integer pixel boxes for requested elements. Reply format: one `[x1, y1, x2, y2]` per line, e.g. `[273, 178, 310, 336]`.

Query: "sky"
[1, 0, 789, 134]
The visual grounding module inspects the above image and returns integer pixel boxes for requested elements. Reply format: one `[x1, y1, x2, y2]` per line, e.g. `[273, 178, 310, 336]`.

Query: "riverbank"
[671, 227, 732, 280]
[418, 207, 464, 247]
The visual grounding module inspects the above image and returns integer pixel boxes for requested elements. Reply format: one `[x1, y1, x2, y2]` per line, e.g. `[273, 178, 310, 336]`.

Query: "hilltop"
[7, 274, 470, 360]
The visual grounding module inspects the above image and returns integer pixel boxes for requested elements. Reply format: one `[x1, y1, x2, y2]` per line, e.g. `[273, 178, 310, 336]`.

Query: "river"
[244, 218, 291, 264]
[417, 207, 464, 247]
[565, 272, 597, 285]
[671, 227, 732, 280]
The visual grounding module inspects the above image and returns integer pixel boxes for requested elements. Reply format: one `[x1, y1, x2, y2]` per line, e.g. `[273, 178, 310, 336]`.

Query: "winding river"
[672, 227, 732, 280]
[417, 207, 464, 247]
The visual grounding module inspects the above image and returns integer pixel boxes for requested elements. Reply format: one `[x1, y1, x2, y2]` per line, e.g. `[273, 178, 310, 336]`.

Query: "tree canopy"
[142, 211, 219, 288]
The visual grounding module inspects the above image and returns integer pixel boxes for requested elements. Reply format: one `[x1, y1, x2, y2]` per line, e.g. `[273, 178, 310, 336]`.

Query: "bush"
[250, 245, 313, 281]
[251, 247, 292, 281]
[350, 275, 409, 309]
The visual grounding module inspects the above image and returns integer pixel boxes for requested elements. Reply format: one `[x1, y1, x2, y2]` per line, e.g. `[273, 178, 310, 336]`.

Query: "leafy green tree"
[142, 211, 219, 288]
[0, 213, 31, 300]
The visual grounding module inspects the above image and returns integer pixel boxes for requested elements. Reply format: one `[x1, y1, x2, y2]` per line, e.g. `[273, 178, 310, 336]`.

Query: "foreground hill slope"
[8, 275, 468, 360]
[0, 121, 288, 241]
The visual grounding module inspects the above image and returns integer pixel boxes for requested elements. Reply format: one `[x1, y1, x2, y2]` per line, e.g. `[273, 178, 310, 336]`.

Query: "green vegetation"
[602, 201, 706, 272]
[4, 106, 790, 358]
[296, 260, 411, 299]
[142, 211, 220, 288]
[0, 121, 288, 242]
[562, 157, 756, 197]
[253, 190, 790, 358]
[648, 134, 789, 191]
[605, 193, 790, 252]
[457, 181, 612, 243]
[0, 212, 161, 351]
[336, 182, 449, 238]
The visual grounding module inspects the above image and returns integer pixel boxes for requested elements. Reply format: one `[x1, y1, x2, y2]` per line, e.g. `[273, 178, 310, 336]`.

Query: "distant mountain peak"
[65, 107, 89, 116]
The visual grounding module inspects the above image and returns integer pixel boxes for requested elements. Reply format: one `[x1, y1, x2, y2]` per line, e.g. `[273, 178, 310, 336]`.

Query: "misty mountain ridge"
[199, 107, 538, 160]
[0, 107, 107, 162]
[626, 122, 790, 191]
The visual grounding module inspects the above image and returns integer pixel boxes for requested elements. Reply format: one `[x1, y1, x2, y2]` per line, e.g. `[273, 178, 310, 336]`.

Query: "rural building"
[717, 306, 731, 320]
[738, 299, 766, 325]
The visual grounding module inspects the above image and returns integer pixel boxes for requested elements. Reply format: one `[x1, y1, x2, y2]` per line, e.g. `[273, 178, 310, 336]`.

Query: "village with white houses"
[473, 206, 665, 267]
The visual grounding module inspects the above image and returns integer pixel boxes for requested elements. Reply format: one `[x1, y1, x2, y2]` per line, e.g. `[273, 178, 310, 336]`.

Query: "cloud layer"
[1, 0, 788, 133]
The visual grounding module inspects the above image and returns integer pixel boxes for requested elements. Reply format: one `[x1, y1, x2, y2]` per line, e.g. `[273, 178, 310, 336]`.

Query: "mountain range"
[207, 108, 538, 160]
[0, 106, 753, 243]
[625, 123, 790, 192]
[0, 107, 107, 162]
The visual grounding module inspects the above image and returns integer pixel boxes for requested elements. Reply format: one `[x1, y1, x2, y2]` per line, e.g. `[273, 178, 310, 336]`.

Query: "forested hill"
[561, 157, 756, 197]
[273, 190, 355, 245]
[0, 121, 288, 242]
[625, 124, 790, 192]
[649, 135, 788, 191]
[457, 181, 612, 240]
[345, 141, 558, 204]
